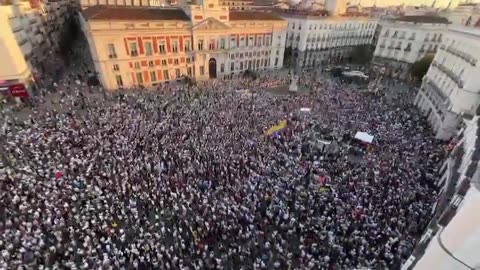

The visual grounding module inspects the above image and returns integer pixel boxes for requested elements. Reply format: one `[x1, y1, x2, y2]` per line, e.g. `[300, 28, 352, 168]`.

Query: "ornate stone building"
[80, 1, 287, 90]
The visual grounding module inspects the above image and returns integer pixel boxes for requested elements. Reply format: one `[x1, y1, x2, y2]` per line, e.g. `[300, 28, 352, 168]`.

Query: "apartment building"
[80, 2, 287, 90]
[402, 114, 480, 270]
[415, 26, 480, 140]
[281, 12, 377, 68]
[0, 0, 50, 98]
[373, 15, 449, 79]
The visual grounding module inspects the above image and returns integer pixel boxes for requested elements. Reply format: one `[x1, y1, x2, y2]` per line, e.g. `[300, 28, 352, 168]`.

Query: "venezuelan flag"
[264, 120, 287, 136]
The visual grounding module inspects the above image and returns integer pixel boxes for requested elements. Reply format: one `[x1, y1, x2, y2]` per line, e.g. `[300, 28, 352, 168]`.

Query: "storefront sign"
[9, 84, 29, 98]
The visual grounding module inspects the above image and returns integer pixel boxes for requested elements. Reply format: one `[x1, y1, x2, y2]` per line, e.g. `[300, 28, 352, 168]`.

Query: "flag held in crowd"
[264, 120, 287, 136]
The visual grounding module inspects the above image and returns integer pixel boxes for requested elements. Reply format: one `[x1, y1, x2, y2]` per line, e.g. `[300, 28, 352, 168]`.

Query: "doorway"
[209, 58, 217, 79]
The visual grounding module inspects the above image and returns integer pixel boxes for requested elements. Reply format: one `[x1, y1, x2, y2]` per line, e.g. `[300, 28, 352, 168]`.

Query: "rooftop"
[394, 15, 450, 24]
[81, 5, 190, 21]
[229, 10, 284, 20]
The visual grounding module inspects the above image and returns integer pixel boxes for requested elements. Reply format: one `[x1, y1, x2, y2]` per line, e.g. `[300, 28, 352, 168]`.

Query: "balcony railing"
[18, 39, 28, 46]
[108, 54, 117, 59]
[404, 47, 411, 52]
[446, 46, 476, 67]
[395, 46, 401, 50]
[426, 78, 447, 101]
[432, 61, 464, 88]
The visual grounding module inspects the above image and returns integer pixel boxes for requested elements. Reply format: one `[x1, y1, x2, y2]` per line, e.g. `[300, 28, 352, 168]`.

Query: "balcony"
[432, 61, 464, 88]
[395, 46, 401, 50]
[108, 54, 117, 59]
[387, 46, 394, 49]
[408, 37, 415, 40]
[10, 19, 23, 33]
[426, 78, 447, 102]
[18, 38, 28, 46]
[19, 40, 33, 56]
[419, 48, 425, 53]
[404, 47, 411, 52]
[446, 46, 476, 67]
[399, 36, 405, 40]
[130, 51, 138, 56]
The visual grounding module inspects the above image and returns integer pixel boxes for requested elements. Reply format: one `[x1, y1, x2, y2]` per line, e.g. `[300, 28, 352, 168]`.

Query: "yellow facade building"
[80, 1, 287, 90]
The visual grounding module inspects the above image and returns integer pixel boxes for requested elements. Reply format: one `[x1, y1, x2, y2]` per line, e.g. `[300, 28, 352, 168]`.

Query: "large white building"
[443, 2, 480, 26]
[373, 15, 449, 78]
[281, 13, 377, 68]
[415, 26, 480, 140]
[401, 114, 480, 270]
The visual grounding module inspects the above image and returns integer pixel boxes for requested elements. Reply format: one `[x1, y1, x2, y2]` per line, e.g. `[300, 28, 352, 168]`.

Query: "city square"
[1, 0, 480, 269]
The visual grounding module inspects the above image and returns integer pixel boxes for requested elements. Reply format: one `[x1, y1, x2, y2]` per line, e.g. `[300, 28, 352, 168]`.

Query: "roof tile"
[229, 11, 284, 21]
[81, 5, 190, 21]
[394, 15, 450, 24]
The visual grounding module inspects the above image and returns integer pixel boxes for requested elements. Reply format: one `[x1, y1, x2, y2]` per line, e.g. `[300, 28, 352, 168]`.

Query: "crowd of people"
[0, 69, 444, 270]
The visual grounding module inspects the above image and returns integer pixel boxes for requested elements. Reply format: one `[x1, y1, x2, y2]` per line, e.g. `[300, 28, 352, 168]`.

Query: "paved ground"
[265, 84, 311, 96]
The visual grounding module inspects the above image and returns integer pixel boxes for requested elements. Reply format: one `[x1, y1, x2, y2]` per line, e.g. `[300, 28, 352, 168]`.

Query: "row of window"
[197, 35, 272, 51]
[115, 68, 193, 87]
[112, 57, 192, 72]
[229, 50, 278, 59]
[383, 30, 443, 43]
[115, 57, 280, 86]
[289, 21, 376, 31]
[378, 41, 437, 52]
[106, 35, 278, 58]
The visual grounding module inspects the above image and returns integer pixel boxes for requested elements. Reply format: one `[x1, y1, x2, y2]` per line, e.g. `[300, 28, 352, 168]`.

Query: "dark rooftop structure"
[394, 15, 450, 24]
[229, 11, 284, 20]
[81, 5, 190, 21]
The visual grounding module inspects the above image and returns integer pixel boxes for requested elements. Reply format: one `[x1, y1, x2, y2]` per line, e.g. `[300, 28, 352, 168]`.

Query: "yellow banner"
[264, 120, 287, 136]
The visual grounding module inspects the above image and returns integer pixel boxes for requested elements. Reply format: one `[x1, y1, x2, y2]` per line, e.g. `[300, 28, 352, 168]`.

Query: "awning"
[354, 131, 374, 144]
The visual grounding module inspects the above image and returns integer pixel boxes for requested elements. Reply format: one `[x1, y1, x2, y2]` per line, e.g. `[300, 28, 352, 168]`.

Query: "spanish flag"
[264, 120, 287, 136]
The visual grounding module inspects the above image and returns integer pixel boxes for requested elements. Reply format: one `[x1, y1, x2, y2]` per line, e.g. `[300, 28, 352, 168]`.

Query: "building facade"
[0, 0, 66, 99]
[219, 0, 253, 10]
[281, 13, 377, 69]
[80, 0, 168, 9]
[80, 3, 287, 90]
[442, 3, 480, 27]
[415, 26, 480, 140]
[401, 115, 480, 270]
[373, 16, 449, 79]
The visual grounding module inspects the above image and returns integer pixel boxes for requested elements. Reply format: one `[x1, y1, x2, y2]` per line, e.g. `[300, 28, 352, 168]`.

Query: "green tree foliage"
[351, 45, 374, 64]
[410, 54, 435, 80]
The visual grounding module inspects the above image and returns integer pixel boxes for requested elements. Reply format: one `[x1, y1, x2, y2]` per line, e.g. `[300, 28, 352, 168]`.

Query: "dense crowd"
[0, 71, 443, 270]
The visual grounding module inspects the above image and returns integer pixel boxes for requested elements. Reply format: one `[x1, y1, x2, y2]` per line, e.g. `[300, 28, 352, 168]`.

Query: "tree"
[410, 54, 435, 80]
[350, 45, 374, 64]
